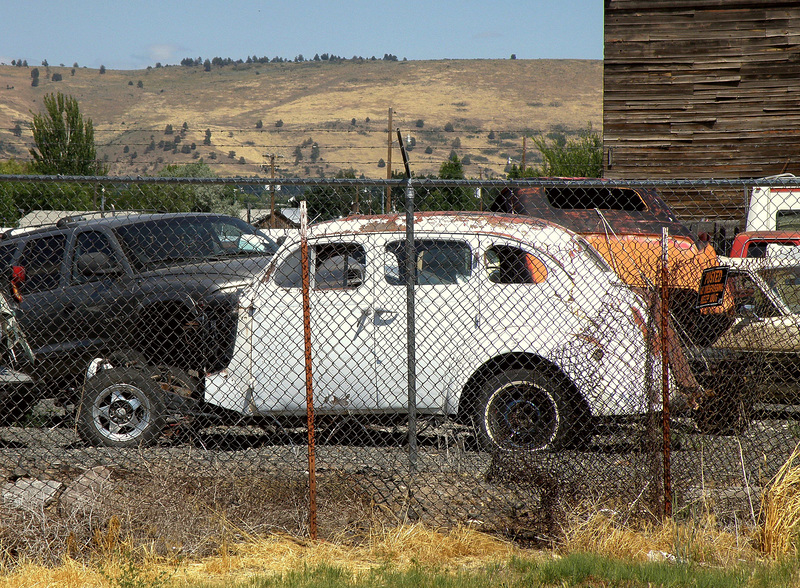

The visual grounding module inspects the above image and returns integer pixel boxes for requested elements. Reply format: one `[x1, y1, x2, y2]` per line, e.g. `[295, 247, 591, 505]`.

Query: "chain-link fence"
[0, 174, 799, 557]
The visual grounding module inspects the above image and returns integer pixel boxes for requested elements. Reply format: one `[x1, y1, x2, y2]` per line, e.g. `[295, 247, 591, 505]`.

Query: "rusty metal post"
[300, 201, 317, 539]
[661, 227, 672, 518]
[405, 178, 417, 473]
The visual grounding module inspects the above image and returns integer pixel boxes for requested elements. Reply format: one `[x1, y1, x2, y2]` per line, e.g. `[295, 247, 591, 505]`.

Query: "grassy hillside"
[0, 59, 601, 178]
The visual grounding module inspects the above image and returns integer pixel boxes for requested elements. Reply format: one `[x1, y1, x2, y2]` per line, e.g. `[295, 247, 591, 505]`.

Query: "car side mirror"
[77, 252, 121, 277]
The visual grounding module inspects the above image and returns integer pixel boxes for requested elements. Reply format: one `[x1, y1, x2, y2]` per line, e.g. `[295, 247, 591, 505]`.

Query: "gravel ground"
[0, 414, 796, 539]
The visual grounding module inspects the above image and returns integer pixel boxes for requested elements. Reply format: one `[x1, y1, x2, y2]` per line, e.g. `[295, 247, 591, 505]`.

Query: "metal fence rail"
[0, 174, 799, 556]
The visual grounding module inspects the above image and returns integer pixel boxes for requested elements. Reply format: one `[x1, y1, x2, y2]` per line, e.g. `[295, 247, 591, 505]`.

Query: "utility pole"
[386, 107, 393, 213]
[269, 154, 276, 228]
[521, 136, 527, 173]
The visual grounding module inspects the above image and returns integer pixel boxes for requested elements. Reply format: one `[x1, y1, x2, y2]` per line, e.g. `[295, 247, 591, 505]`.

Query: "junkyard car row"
[2, 203, 800, 450]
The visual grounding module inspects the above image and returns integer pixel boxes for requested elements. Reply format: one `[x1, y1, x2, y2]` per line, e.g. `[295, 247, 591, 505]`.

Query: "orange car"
[492, 184, 720, 299]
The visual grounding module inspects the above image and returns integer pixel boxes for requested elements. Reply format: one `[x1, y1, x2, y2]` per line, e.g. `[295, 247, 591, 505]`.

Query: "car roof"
[308, 211, 581, 247]
[489, 184, 701, 245]
[0, 211, 241, 242]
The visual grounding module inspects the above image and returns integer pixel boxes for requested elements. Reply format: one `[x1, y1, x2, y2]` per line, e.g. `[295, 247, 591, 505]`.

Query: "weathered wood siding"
[604, 0, 800, 179]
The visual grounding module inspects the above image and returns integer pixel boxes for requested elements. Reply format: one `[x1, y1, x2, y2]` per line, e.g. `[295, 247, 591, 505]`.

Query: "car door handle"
[374, 308, 396, 326]
[354, 307, 373, 338]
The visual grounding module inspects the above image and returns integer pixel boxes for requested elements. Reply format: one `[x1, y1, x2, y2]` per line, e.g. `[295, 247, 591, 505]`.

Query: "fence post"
[300, 201, 318, 539]
[405, 179, 417, 473]
[661, 227, 672, 518]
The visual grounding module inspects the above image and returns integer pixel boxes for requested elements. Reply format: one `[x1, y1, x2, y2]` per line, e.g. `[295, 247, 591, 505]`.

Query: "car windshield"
[115, 216, 279, 272]
[758, 265, 800, 313]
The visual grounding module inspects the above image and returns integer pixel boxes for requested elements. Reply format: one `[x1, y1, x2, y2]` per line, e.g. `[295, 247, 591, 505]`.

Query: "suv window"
[18, 234, 66, 293]
[114, 216, 278, 273]
[776, 211, 800, 231]
[0, 242, 18, 270]
[385, 240, 471, 286]
[71, 231, 120, 284]
[274, 243, 366, 290]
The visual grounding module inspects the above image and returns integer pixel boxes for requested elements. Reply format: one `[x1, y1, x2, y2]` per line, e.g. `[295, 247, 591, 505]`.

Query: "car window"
[729, 271, 779, 317]
[18, 234, 66, 293]
[71, 231, 120, 284]
[314, 243, 366, 289]
[485, 245, 547, 284]
[759, 266, 800, 314]
[776, 211, 800, 231]
[385, 240, 471, 286]
[274, 242, 366, 290]
[0, 242, 18, 270]
[115, 216, 278, 272]
[745, 242, 767, 258]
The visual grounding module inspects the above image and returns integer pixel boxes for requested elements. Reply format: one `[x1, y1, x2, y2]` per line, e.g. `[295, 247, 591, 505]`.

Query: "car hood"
[136, 255, 274, 284]
[713, 314, 800, 353]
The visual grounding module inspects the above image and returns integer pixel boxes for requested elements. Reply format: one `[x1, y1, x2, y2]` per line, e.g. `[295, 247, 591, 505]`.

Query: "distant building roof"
[247, 207, 301, 229]
[18, 210, 87, 227]
[281, 208, 301, 225]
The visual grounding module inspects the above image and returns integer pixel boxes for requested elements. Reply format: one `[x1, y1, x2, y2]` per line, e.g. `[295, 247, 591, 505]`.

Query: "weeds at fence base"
[761, 442, 800, 558]
[0, 517, 777, 587]
[2, 446, 797, 573]
[0, 468, 378, 567]
[561, 505, 760, 567]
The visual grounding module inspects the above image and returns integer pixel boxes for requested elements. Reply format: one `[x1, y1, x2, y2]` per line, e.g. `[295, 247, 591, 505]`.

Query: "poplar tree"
[29, 92, 107, 175]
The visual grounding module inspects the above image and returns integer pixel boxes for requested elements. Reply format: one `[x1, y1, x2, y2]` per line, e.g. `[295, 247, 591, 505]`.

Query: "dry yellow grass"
[0, 524, 524, 587]
[0, 59, 601, 179]
[0, 514, 767, 587]
[9, 443, 800, 585]
[761, 443, 800, 558]
[561, 508, 759, 567]
[0, 501, 785, 587]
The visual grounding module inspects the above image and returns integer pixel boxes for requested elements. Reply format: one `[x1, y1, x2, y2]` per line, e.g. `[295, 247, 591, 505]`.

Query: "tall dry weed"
[760, 443, 800, 558]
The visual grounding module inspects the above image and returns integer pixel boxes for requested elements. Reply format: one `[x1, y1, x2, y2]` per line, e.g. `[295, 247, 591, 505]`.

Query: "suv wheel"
[478, 368, 574, 451]
[78, 367, 165, 447]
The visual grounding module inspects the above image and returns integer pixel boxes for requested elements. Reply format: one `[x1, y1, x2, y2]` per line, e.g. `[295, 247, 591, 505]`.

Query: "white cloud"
[148, 44, 179, 63]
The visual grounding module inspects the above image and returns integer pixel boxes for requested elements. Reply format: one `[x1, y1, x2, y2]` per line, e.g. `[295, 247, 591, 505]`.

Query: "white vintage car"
[79, 212, 672, 450]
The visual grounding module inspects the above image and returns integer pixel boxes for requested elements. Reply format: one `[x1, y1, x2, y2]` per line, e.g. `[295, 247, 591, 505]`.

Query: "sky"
[0, 0, 603, 70]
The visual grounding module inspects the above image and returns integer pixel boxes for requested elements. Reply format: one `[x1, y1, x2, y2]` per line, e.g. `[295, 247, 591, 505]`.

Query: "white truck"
[747, 177, 800, 231]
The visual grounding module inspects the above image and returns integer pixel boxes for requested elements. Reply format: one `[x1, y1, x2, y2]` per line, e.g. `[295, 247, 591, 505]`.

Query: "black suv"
[0, 211, 279, 414]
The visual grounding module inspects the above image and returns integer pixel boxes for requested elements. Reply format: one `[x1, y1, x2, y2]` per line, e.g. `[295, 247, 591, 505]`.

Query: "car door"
[714, 268, 800, 403]
[247, 236, 377, 414]
[15, 233, 69, 355]
[374, 235, 479, 412]
[715, 270, 800, 352]
[59, 229, 136, 354]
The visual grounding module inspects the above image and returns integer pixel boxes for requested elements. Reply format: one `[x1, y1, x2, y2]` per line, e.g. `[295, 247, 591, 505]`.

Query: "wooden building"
[604, 1, 800, 180]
